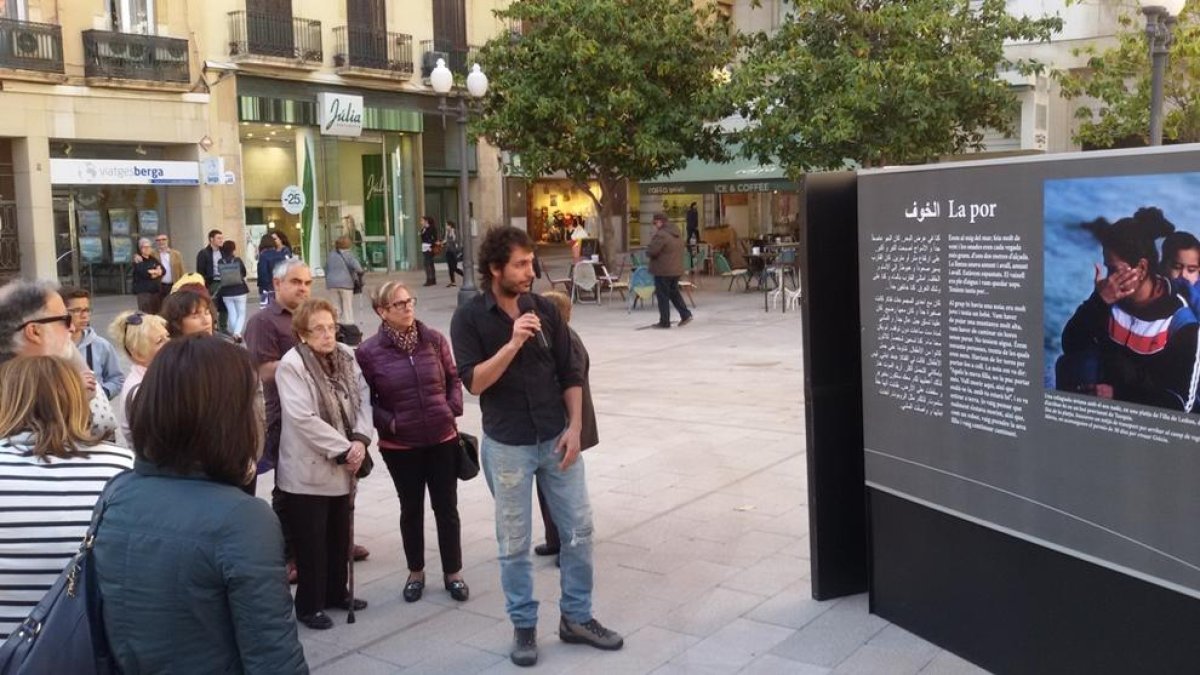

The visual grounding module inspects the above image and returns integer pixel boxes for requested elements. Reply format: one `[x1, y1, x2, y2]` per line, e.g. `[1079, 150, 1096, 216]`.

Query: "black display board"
[799, 172, 868, 600]
[856, 145, 1200, 671]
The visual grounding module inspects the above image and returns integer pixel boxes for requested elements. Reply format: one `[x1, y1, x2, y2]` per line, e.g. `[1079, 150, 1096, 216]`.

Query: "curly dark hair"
[476, 226, 533, 288]
[1082, 207, 1175, 270]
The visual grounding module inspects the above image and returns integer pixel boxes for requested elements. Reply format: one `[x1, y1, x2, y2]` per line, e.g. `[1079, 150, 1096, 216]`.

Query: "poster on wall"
[109, 209, 133, 236]
[138, 210, 160, 235]
[78, 210, 103, 236]
[110, 236, 133, 264]
[857, 147, 1200, 601]
[79, 236, 104, 264]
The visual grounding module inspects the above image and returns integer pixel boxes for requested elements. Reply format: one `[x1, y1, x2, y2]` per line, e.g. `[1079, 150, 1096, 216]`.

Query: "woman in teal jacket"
[94, 336, 307, 674]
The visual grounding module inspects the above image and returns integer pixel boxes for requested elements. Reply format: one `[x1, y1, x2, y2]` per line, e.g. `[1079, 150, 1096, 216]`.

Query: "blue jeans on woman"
[481, 432, 594, 628]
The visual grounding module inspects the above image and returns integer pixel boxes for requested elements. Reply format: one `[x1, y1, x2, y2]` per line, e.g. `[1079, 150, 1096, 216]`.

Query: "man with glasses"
[0, 279, 118, 440]
[152, 234, 186, 303]
[61, 286, 123, 400]
[0, 279, 77, 363]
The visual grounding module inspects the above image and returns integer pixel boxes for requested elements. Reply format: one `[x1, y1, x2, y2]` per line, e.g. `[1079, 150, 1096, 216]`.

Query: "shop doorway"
[422, 181, 459, 236]
[0, 139, 21, 284]
[52, 186, 168, 295]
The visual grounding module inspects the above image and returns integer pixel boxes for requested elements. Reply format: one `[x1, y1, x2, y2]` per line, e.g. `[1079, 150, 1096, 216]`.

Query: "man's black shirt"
[451, 291, 583, 446]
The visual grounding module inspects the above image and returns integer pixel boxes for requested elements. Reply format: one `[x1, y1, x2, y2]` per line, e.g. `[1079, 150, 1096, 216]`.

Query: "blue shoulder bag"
[0, 470, 130, 675]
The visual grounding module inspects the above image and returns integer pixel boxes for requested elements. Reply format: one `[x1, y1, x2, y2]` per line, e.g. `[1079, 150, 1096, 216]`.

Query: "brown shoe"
[353, 544, 370, 562]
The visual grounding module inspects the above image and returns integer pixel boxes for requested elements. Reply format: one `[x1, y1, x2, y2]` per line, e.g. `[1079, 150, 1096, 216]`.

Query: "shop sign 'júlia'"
[318, 93, 364, 137]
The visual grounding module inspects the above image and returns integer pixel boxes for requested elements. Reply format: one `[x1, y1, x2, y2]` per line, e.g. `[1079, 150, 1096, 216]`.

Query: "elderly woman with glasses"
[131, 238, 165, 314]
[275, 298, 375, 630]
[108, 311, 169, 448]
[355, 281, 467, 604]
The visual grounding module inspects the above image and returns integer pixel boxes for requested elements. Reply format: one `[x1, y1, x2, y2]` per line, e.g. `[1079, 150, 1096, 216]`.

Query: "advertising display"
[50, 159, 201, 186]
[858, 146, 1200, 600]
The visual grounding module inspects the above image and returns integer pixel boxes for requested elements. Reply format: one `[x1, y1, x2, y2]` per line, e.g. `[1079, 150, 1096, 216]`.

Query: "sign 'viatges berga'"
[317, 93, 364, 137]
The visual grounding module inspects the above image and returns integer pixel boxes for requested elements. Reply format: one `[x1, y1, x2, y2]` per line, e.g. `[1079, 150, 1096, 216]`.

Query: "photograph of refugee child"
[1044, 172, 1200, 413]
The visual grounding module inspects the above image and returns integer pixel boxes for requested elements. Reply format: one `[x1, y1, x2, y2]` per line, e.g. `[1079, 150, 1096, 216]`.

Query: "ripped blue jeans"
[482, 433, 594, 628]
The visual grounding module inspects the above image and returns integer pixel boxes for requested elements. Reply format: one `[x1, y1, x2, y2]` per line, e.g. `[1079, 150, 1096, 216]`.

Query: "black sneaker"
[511, 627, 538, 667]
[559, 617, 624, 650]
[651, 323, 671, 329]
[679, 315, 693, 327]
[297, 611, 333, 630]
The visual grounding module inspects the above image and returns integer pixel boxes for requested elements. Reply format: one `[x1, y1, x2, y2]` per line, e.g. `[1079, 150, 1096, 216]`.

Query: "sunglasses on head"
[121, 313, 145, 358]
[20, 314, 71, 330]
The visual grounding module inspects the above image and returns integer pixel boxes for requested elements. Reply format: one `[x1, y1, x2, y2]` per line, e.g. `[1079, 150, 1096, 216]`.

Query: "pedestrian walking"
[451, 226, 623, 667]
[257, 233, 287, 307]
[219, 240, 250, 342]
[420, 216, 438, 287]
[356, 281, 469, 604]
[276, 298, 374, 630]
[647, 212, 694, 329]
[444, 221, 465, 287]
[326, 236, 364, 324]
[93, 337, 307, 673]
[0, 356, 134, 640]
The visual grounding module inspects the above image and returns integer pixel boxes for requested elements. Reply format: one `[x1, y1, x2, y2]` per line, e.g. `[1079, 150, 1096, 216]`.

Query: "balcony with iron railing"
[228, 11, 322, 69]
[333, 27, 412, 79]
[418, 40, 481, 79]
[0, 17, 64, 76]
[82, 30, 189, 86]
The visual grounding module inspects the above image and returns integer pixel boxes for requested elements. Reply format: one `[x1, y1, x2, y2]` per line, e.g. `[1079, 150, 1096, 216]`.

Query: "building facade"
[0, 0, 511, 291]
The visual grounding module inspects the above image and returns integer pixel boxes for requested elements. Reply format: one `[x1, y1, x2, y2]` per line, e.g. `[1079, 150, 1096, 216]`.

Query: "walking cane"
[347, 472, 358, 624]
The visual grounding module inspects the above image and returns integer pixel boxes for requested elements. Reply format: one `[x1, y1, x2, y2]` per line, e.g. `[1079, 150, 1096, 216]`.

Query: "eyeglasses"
[386, 298, 416, 311]
[20, 314, 72, 330]
[308, 324, 338, 336]
[66, 307, 91, 315]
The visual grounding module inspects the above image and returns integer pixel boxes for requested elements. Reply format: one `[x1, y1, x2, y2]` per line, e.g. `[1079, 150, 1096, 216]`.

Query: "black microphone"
[517, 294, 550, 349]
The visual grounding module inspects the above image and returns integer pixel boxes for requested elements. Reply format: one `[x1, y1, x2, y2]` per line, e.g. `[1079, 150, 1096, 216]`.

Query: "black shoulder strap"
[85, 344, 94, 371]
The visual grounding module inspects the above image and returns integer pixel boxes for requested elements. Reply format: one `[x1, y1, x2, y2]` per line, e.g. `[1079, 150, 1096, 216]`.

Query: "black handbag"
[457, 432, 480, 481]
[0, 471, 130, 675]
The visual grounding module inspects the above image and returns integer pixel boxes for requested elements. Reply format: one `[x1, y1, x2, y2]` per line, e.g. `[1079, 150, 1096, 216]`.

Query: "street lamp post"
[1139, 0, 1186, 146]
[430, 58, 489, 307]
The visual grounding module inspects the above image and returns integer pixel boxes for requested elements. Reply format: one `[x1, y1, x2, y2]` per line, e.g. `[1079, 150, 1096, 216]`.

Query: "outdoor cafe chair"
[627, 266, 656, 313]
[714, 252, 750, 291]
[545, 265, 573, 294]
[599, 260, 628, 303]
[571, 261, 602, 305]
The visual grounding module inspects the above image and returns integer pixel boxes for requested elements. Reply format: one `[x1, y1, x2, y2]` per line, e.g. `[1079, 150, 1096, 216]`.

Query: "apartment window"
[432, 0, 466, 48]
[109, 0, 156, 34]
[2, 0, 28, 20]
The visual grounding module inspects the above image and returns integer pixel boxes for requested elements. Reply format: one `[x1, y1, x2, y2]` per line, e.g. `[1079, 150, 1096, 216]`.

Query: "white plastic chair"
[572, 262, 601, 305]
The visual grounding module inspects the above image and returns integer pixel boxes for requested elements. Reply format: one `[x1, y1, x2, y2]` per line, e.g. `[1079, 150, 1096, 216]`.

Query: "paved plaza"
[89, 251, 987, 674]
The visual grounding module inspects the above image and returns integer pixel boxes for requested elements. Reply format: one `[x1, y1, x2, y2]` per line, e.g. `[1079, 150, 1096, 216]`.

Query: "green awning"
[640, 155, 797, 195]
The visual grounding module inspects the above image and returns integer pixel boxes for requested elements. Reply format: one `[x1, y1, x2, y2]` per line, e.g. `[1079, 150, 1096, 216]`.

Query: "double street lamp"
[1139, 0, 1186, 146]
[430, 58, 488, 306]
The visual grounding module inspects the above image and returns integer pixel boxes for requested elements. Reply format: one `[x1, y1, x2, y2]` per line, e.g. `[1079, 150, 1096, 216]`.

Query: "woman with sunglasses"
[108, 311, 168, 448]
[355, 281, 468, 603]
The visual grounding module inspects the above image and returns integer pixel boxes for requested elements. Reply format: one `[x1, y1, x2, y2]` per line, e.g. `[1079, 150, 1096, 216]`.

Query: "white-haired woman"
[108, 311, 169, 447]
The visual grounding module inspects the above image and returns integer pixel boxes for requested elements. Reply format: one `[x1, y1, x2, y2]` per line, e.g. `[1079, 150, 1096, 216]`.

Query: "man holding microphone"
[451, 226, 623, 667]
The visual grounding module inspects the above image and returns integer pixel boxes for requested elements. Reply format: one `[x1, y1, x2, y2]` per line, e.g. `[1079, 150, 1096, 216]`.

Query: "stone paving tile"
[719, 553, 810, 596]
[652, 587, 770, 638]
[361, 609, 500, 667]
[744, 579, 834, 631]
[400, 645, 508, 675]
[739, 653, 833, 675]
[919, 650, 992, 675]
[832, 644, 938, 675]
[568, 625, 702, 675]
[312, 653, 403, 674]
[666, 618, 797, 673]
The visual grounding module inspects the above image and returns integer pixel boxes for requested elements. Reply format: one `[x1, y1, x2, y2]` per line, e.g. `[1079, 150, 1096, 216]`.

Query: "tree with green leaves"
[728, 0, 1062, 174]
[1056, 1, 1199, 147]
[474, 0, 734, 258]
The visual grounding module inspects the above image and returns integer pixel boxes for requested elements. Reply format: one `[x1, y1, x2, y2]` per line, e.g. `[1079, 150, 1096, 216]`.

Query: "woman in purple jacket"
[355, 281, 468, 603]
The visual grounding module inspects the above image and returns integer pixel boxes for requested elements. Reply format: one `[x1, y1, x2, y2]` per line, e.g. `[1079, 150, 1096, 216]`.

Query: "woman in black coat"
[132, 238, 165, 314]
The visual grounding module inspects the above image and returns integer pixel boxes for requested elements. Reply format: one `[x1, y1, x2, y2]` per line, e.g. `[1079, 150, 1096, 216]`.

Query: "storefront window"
[54, 185, 166, 294]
